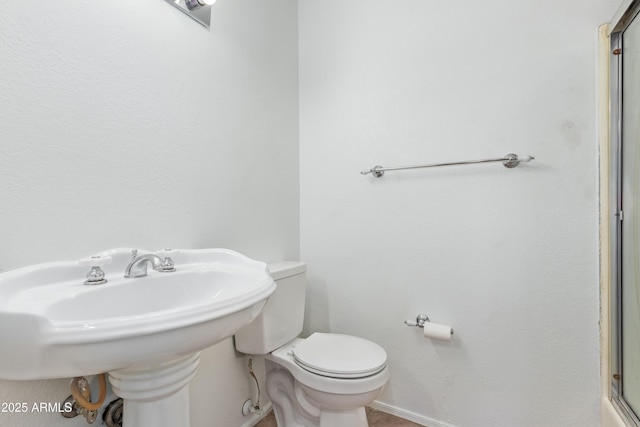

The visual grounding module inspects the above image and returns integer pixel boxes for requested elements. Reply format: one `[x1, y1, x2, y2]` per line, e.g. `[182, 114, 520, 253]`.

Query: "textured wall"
[0, 0, 298, 426]
[299, 0, 618, 426]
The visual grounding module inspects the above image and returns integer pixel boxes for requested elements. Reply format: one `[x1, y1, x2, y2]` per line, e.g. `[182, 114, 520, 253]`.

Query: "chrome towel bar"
[361, 153, 534, 178]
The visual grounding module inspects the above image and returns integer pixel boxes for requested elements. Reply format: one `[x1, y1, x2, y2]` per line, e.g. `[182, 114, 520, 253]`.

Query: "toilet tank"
[234, 261, 306, 354]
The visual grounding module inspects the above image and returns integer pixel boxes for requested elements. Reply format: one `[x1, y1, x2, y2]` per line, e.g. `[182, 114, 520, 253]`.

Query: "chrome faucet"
[124, 251, 176, 278]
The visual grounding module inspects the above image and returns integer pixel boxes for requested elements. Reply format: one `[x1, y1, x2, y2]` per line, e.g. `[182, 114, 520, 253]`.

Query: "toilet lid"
[292, 333, 387, 379]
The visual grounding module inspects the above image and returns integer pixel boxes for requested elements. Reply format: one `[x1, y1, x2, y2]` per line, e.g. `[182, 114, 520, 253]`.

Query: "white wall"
[299, 1, 618, 426]
[0, 0, 626, 426]
[0, 0, 298, 426]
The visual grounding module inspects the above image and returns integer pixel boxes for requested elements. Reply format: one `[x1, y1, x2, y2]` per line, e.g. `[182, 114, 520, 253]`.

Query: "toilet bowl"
[234, 262, 389, 427]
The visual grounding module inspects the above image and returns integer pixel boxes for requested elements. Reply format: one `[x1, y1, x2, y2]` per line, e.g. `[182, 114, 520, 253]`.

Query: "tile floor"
[254, 407, 424, 427]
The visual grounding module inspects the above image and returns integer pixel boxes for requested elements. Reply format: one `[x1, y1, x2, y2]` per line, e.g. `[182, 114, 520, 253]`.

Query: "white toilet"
[234, 261, 389, 427]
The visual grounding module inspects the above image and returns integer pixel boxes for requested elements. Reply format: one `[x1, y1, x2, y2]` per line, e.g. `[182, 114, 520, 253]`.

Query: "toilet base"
[265, 360, 375, 427]
[318, 408, 368, 427]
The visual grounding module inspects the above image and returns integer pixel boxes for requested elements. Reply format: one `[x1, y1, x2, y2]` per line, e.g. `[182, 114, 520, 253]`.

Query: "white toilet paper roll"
[423, 322, 453, 341]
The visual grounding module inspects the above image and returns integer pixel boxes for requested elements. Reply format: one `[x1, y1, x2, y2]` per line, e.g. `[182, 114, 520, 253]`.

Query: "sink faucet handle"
[79, 255, 112, 285]
[157, 249, 178, 272]
[131, 249, 138, 260]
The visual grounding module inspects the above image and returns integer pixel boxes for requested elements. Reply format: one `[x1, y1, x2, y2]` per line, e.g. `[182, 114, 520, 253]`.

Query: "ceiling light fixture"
[185, 0, 216, 10]
[164, 0, 216, 29]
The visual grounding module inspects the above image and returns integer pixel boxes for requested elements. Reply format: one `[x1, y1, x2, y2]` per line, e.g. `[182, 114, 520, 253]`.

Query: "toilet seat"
[291, 333, 387, 379]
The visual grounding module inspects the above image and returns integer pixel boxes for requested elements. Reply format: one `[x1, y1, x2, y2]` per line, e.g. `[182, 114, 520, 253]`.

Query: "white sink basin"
[0, 248, 276, 380]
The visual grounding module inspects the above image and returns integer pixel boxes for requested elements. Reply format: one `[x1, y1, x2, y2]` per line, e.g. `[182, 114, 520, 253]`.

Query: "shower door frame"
[610, 1, 640, 425]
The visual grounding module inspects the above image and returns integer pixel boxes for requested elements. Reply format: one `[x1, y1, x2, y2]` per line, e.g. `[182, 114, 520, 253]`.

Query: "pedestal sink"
[0, 248, 276, 427]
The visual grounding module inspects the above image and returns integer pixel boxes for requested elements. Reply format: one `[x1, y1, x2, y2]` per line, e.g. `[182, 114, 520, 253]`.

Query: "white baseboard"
[369, 400, 457, 427]
[240, 401, 273, 427]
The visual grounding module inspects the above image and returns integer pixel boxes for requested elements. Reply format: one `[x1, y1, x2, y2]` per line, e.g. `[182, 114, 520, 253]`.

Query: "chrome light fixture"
[185, 0, 216, 9]
[164, 0, 216, 29]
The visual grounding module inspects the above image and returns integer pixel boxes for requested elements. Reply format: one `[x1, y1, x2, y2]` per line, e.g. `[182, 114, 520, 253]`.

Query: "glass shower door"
[618, 8, 640, 422]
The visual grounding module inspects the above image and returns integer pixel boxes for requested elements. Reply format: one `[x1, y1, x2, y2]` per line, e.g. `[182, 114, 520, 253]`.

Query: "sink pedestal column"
[109, 353, 200, 427]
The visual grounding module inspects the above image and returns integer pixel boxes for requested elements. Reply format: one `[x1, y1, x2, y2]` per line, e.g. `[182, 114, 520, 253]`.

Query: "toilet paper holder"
[404, 314, 454, 335]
